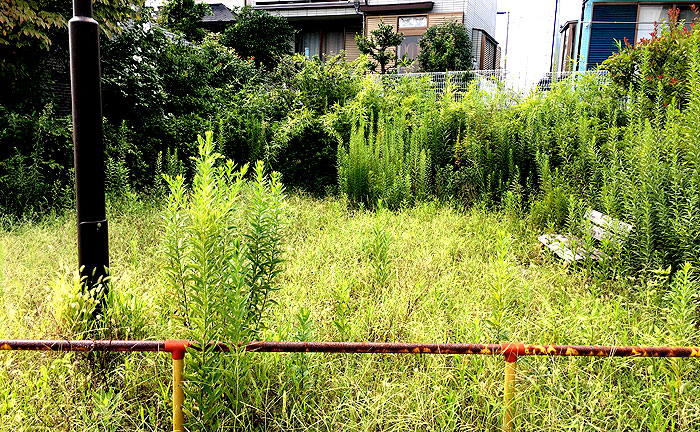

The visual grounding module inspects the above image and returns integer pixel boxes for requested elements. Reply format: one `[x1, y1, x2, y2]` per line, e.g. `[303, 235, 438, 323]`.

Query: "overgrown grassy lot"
[1, 193, 698, 431]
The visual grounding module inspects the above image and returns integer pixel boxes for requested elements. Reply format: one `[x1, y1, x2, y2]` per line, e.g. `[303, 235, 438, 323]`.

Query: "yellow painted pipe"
[502, 359, 516, 432]
[173, 358, 184, 432]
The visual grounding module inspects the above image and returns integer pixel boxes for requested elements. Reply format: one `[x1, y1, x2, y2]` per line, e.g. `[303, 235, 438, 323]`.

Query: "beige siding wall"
[428, 12, 463, 27]
[344, 27, 362, 61]
[366, 15, 398, 34]
[366, 12, 463, 35]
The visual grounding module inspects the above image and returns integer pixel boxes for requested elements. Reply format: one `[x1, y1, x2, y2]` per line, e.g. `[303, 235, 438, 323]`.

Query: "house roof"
[358, 1, 433, 13]
[559, 20, 577, 33]
[201, 3, 236, 23]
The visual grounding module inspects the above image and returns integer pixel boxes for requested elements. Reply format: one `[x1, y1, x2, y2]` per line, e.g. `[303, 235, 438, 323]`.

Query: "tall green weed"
[162, 131, 286, 429]
[338, 111, 430, 209]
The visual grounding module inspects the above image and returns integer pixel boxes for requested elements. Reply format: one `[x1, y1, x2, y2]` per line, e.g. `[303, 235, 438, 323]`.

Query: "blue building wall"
[576, 0, 697, 71]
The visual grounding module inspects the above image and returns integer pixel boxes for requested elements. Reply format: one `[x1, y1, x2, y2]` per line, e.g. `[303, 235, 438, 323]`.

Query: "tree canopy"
[417, 21, 473, 72]
[219, 6, 294, 70]
[355, 19, 404, 74]
[157, 0, 210, 42]
[0, 0, 143, 50]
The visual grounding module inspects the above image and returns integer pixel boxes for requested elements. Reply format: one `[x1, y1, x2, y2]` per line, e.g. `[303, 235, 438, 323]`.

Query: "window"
[637, 4, 698, 42]
[323, 31, 344, 57]
[398, 35, 420, 60]
[299, 32, 320, 58]
[398, 16, 427, 29]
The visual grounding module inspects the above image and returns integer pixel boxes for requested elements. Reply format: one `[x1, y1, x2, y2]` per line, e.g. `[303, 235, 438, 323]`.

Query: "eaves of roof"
[255, 1, 355, 9]
[359, 2, 433, 13]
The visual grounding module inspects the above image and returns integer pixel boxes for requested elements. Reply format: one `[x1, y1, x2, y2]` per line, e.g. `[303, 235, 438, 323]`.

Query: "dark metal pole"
[69, 0, 109, 314]
[550, 0, 561, 74]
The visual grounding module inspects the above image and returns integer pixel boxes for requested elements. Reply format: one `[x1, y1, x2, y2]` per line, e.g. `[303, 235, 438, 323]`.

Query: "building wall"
[577, 0, 697, 71]
[365, 12, 463, 34]
[557, 22, 578, 72]
[345, 26, 362, 60]
[263, 6, 357, 19]
[255, 0, 498, 68]
[363, 0, 497, 69]
[463, 0, 497, 38]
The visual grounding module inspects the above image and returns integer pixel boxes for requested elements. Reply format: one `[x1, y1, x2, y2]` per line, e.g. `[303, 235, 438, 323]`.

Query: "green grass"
[0, 194, 698, 431]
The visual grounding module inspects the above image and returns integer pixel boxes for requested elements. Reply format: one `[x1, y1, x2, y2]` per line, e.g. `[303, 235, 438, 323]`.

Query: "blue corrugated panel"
[587, 4, 637, 69]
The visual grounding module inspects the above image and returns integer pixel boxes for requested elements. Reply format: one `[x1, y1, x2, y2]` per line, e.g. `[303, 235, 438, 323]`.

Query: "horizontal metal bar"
[521, 344, 700, 357]
[0, 340, 164, 352]
[245, 341, 503, 354]
[1, 340, 699, 358]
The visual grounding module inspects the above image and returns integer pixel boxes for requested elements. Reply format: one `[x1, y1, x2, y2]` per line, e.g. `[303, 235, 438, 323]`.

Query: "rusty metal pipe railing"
[3, 340, 699, 357]
[1, 339, 699, 432]
[0, 340, 164, 352]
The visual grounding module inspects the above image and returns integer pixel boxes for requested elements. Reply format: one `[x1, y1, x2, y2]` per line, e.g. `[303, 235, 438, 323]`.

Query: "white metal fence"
[391, 69, 610, 97]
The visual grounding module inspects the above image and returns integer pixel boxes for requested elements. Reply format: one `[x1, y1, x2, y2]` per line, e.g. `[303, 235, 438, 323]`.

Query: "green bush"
[219, 6, 294, 70]
[0, 104, 73, 218]
[157, 0, 211, 42]
[280, 54, 362, 114]
[101, 22, 167, 124]
[271, 109, 341, 196]
[602, 6, 699, 112]
[418, 21, 473, 72]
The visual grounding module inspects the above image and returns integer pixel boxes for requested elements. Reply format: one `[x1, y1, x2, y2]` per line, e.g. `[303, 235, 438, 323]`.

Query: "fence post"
[501, 343, 522, 432]
[165, 340, 188, 432]
[502, 356, 516, 432]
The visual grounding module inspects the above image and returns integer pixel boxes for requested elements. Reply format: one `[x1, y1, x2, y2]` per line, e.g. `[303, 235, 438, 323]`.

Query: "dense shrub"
[219, 6, 294, 70]
[101, 22, 167, 125]
[279, 54, 362, 114]
[157, 0, 210, 42]
[101, 25, 263, 188]
[602, 6, 699, 111]
[418, 21, 473, 72]
[0, 104, 73, 218]
[338, 110, 430, 209]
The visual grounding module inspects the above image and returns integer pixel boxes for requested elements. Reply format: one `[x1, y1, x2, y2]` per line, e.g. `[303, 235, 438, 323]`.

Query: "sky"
[495, 0, 584, 88]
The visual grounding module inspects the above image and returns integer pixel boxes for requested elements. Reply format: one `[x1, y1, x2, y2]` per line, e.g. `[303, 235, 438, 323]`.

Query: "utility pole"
[497, 11, 511, 70]
[550, 0, 561, 74]
[69, 0, 110, 315]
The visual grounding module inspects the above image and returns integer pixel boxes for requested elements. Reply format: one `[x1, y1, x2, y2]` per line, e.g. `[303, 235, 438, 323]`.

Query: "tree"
[157, 0, 211, 43]
[0, 0, 143, 50]
[355, 19, 405, 74]
[417, 21, 472, 72]
[219, 6, 294, 70]
[1, 0, 144, 111]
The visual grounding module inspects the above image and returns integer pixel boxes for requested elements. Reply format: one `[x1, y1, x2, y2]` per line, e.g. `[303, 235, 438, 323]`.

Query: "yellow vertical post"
[173, 357, 184, 432]
[502, 358, 516, 432]
[165, 340, 188, 432]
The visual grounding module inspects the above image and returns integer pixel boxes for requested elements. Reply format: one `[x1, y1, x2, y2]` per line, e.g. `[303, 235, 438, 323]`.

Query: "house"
[146, 1, 243, 31]
[557, 1, 697, 72]
[200, 3, 237, 32]
[147, 0, 499, 69]
[555, 20, 577, 73]
[254, 0, 499, 69]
